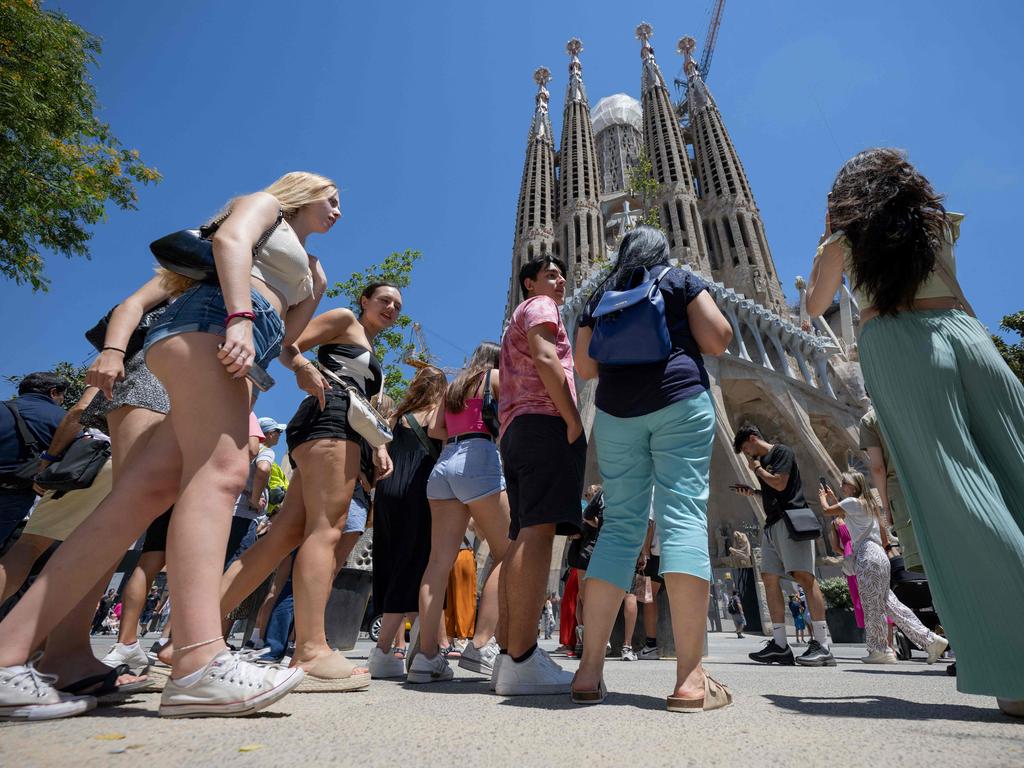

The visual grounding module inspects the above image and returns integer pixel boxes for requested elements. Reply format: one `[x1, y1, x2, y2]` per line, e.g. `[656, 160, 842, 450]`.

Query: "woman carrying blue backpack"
[570, 226, 734, 712]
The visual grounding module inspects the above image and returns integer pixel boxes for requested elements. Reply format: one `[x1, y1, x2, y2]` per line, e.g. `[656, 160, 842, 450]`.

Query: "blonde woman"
[0, 172, 337, 720]
[818, 472, 947, 665]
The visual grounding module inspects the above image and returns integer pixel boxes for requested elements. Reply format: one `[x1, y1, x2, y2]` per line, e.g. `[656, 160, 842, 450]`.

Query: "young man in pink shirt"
[494, 256, 586, 696]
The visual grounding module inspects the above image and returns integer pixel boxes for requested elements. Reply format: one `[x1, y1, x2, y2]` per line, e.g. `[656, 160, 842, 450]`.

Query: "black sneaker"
[795, 639, 836, 667]
[749, 640, 795, 665]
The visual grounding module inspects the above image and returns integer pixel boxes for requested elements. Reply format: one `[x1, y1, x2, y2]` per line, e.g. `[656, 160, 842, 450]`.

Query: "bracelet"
[172, 636, 226, 654]
[294, 359, 314, 373]
[101, 346, 127, 355]
[225, 311, 256, 325]
[39, 450, 61, 462]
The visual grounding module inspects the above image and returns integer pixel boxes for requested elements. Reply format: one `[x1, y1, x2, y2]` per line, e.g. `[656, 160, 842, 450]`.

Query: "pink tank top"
[446, 398, 486, 436]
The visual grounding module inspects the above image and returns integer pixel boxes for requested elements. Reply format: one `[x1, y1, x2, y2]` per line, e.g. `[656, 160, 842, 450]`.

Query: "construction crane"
[673, 0, 726, 124]
[403, 322, 461, 376]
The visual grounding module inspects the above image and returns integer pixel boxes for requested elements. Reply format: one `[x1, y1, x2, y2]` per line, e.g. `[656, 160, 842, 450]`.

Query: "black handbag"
[34, 435, 111, 492]
[782, 507, 823, 542]
[149, 209, 284, 282]
[567, 524, 599, 571]
[85, 300, 170, 359]
[481, 369, 499, 438]
[0, 402, 43, 490]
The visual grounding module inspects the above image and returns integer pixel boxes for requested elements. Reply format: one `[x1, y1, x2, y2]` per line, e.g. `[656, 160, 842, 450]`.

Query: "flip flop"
[570, 672, 606, 705]
[666, 669, 733, 713]
[58, 664, 152, 703]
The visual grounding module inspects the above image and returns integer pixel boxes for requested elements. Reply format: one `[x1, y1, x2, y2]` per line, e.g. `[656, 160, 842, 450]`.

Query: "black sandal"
[59, 664, 153, 702]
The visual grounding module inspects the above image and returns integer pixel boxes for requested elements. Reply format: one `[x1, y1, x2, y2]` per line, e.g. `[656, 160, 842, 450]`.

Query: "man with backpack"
[727, 590, 746, 638]
[0, 373, 68, 550]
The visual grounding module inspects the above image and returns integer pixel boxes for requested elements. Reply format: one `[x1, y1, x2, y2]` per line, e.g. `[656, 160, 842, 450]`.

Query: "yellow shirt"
[820, 212, 964, 310]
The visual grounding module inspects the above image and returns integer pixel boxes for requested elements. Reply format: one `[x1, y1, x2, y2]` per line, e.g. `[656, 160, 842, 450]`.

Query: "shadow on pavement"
[842, 668, 951, 677]
[764, 694, 1006, 723]
[497, 691, 665, 712]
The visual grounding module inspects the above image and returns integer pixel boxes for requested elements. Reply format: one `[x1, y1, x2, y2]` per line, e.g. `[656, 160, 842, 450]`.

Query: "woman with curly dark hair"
[805, 148, 1024, 717]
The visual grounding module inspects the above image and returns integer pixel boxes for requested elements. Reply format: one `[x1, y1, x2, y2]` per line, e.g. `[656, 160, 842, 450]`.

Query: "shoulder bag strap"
[404, 413, 439, 460]
[483, 369, 492, 400]
[3, 401, 42, 458]
[201, 208, 285, 252]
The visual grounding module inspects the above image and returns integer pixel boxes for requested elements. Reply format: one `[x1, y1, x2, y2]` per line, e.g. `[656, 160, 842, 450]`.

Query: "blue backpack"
[588, 265, 672, 365]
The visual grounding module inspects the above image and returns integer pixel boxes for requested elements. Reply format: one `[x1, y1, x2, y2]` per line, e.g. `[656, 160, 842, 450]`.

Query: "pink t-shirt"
[249, 412, 265, 441]
[499, 295, 577, 436]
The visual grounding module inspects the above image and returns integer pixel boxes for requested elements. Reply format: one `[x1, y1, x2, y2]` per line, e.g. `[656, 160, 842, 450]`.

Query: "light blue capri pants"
[587, 390, 715, 591]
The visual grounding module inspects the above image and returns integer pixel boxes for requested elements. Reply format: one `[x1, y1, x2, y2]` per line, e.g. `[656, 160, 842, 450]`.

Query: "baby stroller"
[889, 556, 946, 661]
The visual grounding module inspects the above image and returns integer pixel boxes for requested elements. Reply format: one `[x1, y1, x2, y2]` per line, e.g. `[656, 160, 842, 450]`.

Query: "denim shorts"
[426, 437, 506, 504]
[344, 485, 370, 534]
[144, 282, 284, 375]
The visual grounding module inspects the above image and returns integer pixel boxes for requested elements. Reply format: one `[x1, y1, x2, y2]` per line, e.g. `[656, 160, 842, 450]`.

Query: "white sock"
[812, 620, 830, 649]
[171, 663, 209, 687]
[122, 640, 140, 650]
[249, 629, 262, 645]
[772, 624, 789, 648]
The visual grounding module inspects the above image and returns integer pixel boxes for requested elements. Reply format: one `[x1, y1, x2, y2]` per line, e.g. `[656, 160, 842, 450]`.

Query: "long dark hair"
[829, 148, 948, 316]
[583, 225, 670, 313]
[445, 341, 500, 413]
[393, 366, 447, 424]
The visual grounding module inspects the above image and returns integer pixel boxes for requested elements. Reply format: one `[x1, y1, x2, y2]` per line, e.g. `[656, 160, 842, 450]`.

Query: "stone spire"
[636, 23, 710, 273]
[679, 36, 787, 313]
[556, 39, 605, 288]
[507, 67, 557, 315]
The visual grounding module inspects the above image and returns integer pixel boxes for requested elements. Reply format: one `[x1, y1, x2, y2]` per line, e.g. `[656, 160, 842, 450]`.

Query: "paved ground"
[1, 633, 1021, 767]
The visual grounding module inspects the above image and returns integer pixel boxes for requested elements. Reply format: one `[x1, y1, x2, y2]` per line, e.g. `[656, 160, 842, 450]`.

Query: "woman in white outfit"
[819, 472, 948, 664]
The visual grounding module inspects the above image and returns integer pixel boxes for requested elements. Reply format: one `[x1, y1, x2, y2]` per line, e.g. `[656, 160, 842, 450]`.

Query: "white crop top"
[251, 218, 313, 306]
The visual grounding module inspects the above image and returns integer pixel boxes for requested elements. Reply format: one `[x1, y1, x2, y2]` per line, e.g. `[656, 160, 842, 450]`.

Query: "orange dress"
[444, 548, 478, 639]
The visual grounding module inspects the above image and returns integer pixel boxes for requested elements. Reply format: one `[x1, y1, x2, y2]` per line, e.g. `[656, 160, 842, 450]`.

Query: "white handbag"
[316, 363, 393, 448]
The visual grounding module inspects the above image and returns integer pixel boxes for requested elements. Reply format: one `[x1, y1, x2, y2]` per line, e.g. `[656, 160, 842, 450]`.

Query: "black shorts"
[500, 414, 587, 540]
[644, 554, 664, 584]
[286, 391, 361, 455]
[141, 509, 172, 553]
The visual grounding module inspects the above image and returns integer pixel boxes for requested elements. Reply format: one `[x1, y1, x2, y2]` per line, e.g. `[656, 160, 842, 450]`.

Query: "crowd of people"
[0, 148, 1022, 722]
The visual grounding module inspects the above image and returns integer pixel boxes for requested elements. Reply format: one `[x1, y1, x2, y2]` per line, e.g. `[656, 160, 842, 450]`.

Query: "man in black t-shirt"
[731, 424, 834, 668]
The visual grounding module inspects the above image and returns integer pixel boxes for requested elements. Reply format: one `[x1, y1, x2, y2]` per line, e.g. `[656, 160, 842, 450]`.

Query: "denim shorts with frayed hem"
[426, 437, 505, 504]
[143, 282, 284, 376]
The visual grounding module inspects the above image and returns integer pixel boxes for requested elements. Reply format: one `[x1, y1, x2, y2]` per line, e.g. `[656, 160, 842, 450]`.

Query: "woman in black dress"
[367, 366, 447, 678]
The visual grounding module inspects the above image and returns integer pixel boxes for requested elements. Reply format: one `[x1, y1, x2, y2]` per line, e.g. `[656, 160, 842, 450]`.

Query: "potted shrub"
[819, 577, 865, 644]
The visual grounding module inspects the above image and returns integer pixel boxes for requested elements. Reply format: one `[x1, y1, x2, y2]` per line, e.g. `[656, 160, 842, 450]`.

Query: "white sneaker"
[926, 636, 949, 665]
[158, 650, 304, 718]
[406, 652, 453, 684]
[102, 641, 151, 676]
[459, 640, 499, 675]
[495, 648, 573, 696]
[0, 660, 96, 721]
[638, 645, 661, 660]
[489, 653, 506, 692]
[621, 645, 638, 662]
[369, 647, 406, 679]
[861, 649, 898, 664]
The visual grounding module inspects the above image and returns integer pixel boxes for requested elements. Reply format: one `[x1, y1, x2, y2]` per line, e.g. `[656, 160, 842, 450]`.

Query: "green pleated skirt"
[860, 309, 1024, 700]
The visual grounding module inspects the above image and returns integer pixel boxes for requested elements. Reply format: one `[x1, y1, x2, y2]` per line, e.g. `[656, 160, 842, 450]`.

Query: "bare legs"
[574, 572, 708, 700]
[500, 523, 555, 657]
[417, 500, 470, 657]
[0, 534, 53, 602]
[289, 438, 363, 670]
[622, 592, 638, 647]
[465, 493, 510, 649]
[642, 580, 661, 640]
[117, 551, 165, 646]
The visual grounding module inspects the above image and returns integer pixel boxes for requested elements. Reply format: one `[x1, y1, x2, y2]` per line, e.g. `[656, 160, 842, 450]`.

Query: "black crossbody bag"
[782, 507, 823, 542]
[34, 434, 111, 493]
[0, 402, 43, 490]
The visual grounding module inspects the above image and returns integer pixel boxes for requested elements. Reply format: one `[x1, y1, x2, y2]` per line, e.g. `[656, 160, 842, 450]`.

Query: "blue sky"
[4, 0, 1023, 455]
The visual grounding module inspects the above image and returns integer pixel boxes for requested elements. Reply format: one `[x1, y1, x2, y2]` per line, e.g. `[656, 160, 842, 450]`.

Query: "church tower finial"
[677, 35, 786, 312]
[636, 22, 710, 273]
[506, 68, 557, 318]
[556, 38, 604, 288]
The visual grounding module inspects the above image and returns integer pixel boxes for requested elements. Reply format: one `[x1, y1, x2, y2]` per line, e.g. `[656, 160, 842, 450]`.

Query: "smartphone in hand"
[246, 363, 276, 393]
